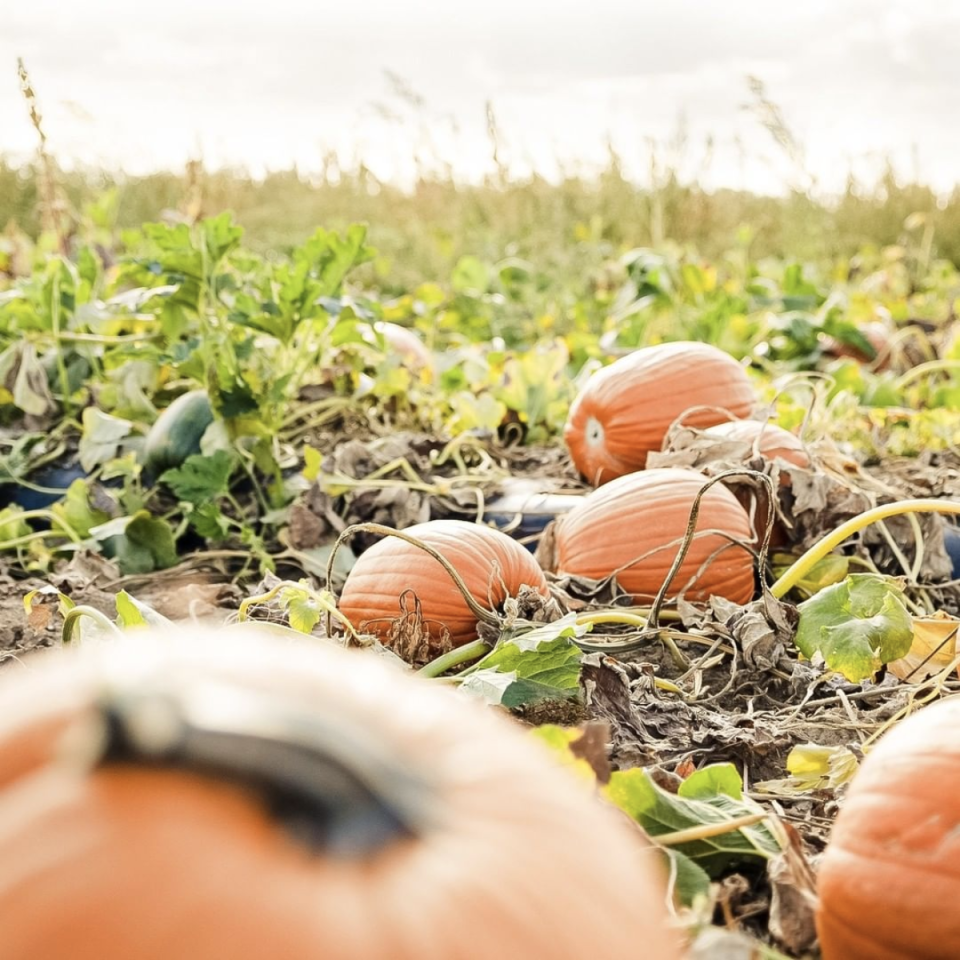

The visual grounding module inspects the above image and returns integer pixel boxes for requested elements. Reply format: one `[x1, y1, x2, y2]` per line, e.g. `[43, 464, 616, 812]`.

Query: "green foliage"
[94, 511, 179, 575]
[3, 201, 960, 574]
[606, 764, 780, 880]
[457, 615, 586, 708]
[160, 451, 236, 505]
[795, 574, 915, 681]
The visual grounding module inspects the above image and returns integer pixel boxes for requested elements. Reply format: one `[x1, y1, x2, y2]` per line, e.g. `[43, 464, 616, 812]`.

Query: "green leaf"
[457, 668, 517, 705]
[51, 479, 111, 540]
[795, 573, 914, 681]
[115, 590, 147, 628]
[189, 502, 232, 540]
[755, 742, 860, 796]
[606, 767, 780, 877]
[664, 849, 712, 907]
[795, 553, 849, 595]
[0, 341, 55, 416]
[530, 725, 600, 783]
[201, 213, 244, 265]
[79, 408, 133, 472]
[496, 343, 570, 432]
[451, 255, 490, 294]
[94, 511, 178, 575]
[0, 506, 31, 542]
[458, 615, 585, 707]
[115, 590, 174, 630]
[678, 762, 743, 801]
[283, 588, 323, 635]
[160, 451, 236, 504]
[303, 445, 323, 482]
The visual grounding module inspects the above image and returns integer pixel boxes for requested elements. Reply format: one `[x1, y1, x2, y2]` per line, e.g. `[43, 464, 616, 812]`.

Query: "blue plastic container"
[483, 479, 584, 552]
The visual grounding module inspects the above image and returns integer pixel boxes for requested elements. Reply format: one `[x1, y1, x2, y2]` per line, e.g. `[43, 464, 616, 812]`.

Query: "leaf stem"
[652, 811, 770, 848]
[417, 638, 490, 678]
[62, 606, 123, 645]
[771, 499, 960, 599]
[895, 359, 960, 390]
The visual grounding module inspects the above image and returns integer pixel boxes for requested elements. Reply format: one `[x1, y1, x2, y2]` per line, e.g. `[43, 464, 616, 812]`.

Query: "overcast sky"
[4, 0, 960, 193]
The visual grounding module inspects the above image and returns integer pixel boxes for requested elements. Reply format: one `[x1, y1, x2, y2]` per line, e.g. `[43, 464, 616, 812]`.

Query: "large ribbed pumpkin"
[0, 628, 683, 960]
[703, 419, 810, 470]
[338, 519, 550, 650]
[553, 467, 755, 604]
[816, 696, 960, 959]
[564, 341, 755, 485]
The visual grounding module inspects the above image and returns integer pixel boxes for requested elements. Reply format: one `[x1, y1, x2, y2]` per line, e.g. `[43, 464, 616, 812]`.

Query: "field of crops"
[3, 191, 960, 957]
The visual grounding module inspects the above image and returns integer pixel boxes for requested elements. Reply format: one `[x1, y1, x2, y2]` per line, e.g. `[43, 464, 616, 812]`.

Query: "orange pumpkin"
[0, 628, 683, 960]
[338, 519, 550, 651]
[703, 419, 810, 546]
[816, 695, 960, 959]
[702, 419, 810, 470]
[375, 321, 431, 370]
[564, 341, 755, 486]
[553, 467, 755, 604]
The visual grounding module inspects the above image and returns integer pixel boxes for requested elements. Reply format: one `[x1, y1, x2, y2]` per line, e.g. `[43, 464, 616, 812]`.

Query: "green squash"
[142, 390, 215, 475]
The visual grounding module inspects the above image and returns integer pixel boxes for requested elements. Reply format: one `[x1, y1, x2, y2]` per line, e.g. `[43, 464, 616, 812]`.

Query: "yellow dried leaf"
[887, 612, 960, 683]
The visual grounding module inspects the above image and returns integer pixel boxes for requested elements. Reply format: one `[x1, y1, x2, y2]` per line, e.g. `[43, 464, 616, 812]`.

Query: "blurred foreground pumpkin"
[0, 628, 681, 960]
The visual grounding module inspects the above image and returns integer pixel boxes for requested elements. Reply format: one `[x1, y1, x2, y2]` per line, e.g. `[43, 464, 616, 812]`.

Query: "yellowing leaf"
[530, 726, 597, 784]
[887, 613, 960, 682]
[756, 742, 860, 795]
[303, 445, 323, 482]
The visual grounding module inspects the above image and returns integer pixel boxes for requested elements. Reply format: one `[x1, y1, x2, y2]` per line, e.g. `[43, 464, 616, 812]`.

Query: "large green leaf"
[795, 573, 914, 681]
[606, 766, 780, 877]
[92, 511, 178, 575]
[160, 450, 236, 504]
[79, 408, 133, 472]
[457, 615, 585, 708]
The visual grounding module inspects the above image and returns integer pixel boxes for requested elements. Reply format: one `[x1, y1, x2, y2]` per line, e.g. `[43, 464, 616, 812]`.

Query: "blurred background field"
[2, 148, 958, 293]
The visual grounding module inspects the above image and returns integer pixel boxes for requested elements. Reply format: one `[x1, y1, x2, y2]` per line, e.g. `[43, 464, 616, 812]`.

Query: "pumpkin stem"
[76, 663, 434, 857]
[325, 522, 503, 637]
[417, 638, 491, 679]
[770, 499, 960, 599]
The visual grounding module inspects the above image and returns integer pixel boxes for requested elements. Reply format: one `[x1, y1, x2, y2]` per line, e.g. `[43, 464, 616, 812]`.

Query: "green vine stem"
[62, 606, 123, 645]
[895, 359, 960, 390]
[652, 811, 770, 848]
[0, 530, 77, 553]
[417, 638, 491, 679]
[9, 509, 83, 542]
[238, 579, 360, 641]
[770, 499, 960, 599]
[50, 269, 74, 419]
